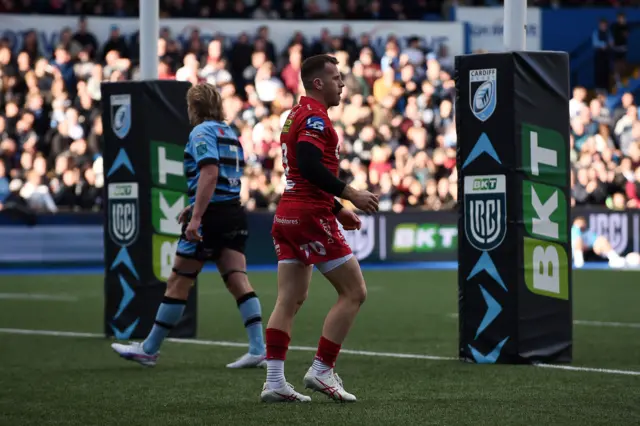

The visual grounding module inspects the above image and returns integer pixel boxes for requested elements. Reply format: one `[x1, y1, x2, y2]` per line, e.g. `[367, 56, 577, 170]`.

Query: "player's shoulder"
[190, 120, 235, 140]
[298, 107, 331, 134]
[189, 122, 213, 141]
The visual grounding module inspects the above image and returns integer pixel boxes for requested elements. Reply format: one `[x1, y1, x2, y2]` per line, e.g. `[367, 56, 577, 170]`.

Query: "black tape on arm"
[332, 199, 344, 215]
[296, 142, 346, 197]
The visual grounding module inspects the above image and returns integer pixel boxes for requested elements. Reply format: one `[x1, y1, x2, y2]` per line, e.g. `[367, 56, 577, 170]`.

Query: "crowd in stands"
[0, 7, 639, 214]
[1, 1, 640, 20]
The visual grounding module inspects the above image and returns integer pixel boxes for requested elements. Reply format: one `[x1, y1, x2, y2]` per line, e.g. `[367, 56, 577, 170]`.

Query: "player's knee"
[222, 270, 250, 291]
[277, 291, 308, 315]
[341, 282, 367, 306]
[593, 237, 608, 253]
[294, 291, 308, 313]
[166, 268, 199, 299]
[166, 275, 192, 299]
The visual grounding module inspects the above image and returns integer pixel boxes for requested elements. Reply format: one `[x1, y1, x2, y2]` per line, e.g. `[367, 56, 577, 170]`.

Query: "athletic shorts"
[584, 248, 599, 261]
[176, 201, 248, 262]
[271, 206, 352, 266]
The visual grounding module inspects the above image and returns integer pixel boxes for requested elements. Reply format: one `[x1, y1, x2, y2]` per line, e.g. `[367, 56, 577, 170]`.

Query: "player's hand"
[337, 209, 361, 231]
[178, 204, 193, 224]
[348, 189, 379, 214]
[185, 216, 202, 242]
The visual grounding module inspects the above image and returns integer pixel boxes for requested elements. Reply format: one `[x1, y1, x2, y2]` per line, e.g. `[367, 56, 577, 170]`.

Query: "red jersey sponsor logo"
[274, 215, 300, 226]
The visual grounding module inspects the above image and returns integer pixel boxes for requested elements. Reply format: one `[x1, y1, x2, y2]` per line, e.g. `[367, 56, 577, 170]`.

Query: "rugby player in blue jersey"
[111, 83, 266, 368]
[571, 216, 625, 268]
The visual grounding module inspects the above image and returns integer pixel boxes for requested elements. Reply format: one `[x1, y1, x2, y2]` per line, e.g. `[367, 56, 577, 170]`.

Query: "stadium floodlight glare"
[140, 0, 159, 80]
[503, 0, 527, 51]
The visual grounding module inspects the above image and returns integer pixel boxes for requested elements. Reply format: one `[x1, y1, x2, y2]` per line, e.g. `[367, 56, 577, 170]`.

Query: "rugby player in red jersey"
[260, 54, 379, 403]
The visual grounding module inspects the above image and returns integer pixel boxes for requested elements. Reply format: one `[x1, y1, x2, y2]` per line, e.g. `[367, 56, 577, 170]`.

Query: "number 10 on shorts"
[300, 241, 326, 259]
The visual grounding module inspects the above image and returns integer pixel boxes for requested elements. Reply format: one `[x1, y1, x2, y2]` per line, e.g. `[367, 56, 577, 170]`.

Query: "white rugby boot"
[609, 256, 626, 269]
[260, 382, 312, 403]
[111, 341, 159, 367]
[226, 352, 267, 369]
[303, 367, 357, 402]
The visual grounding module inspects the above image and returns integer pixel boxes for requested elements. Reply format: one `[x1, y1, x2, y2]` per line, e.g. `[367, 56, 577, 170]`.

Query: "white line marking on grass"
[0, 293, 78, 302]
[535, 363, 640, 376]
[448, 314, 640, 329]
[0, 328, 100, 338]
[573, 320, 640, 329]
[169, 337, 454, 361]
[1, 328, 639, 377]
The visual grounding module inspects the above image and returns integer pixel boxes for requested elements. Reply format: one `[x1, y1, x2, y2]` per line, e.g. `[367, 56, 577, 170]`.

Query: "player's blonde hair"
[186, 83, 224, 126]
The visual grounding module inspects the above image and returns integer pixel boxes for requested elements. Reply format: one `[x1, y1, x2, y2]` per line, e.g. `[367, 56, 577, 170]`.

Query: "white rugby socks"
[266, 360, 286, 390]
[311, 358, 332, 375]
[574, 250, 584, 268]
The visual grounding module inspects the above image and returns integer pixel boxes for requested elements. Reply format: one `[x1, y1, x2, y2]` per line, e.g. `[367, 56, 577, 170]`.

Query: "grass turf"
[1, 270, 639, 425]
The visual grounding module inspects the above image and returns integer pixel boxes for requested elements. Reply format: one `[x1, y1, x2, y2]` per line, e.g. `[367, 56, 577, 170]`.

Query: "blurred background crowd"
[2, 1, 640, 18]
[0, 1, 639, 214]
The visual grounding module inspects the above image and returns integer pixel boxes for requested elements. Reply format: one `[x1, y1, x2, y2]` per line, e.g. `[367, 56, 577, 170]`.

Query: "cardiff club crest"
[110, 94, 131, 139]
[469, 69, 497, 122]
[464, 175, 506, 251]
[108, 182, 139, 247]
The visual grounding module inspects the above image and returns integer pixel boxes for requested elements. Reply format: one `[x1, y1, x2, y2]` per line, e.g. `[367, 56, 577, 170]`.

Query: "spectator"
[1, 5, 639, 215]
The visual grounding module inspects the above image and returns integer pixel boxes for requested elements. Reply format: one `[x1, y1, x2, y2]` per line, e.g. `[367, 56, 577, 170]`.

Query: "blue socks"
[142, 293, 264, 356]
[142, 296, 186, 355]
[237, 292, 265, 356]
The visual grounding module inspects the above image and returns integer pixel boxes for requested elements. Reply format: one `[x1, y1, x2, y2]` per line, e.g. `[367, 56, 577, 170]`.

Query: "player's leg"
[111, 252, 202, 366]
[302, 254, 365, 402]
[260, 260, 313, 402]
[572, 237, 585, 268]
[593, 236, 625, 268]
[216, 247, 267, 368]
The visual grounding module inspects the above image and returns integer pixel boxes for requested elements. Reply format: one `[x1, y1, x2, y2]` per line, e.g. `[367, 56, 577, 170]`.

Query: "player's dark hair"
[300, 54, 339, 91]
[186, 83, 224, 126]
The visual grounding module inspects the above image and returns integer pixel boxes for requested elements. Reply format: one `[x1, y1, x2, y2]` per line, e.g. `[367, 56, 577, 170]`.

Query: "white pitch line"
[169, 337, 454, 361]
[448, 314, 640, 329]
[0, 293, 78, 302]
[0, 328, 638, 377]
[535, 363, 640, 376]
[573, 320, 640, 329]
[0, 328, 100, 338]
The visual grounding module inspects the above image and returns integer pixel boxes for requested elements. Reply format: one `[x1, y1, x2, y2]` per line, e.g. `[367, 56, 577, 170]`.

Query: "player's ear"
[313, 77, 323, 90]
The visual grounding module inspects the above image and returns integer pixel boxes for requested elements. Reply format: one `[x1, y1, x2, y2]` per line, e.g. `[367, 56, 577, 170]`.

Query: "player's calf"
[262, 263, 311, 385]
[110, 257, 201, 365]
[317, 255, 367, 345]
[302, 255, 365, 400]
[226, 290, 267, 368]
[217, 249, 266, 367]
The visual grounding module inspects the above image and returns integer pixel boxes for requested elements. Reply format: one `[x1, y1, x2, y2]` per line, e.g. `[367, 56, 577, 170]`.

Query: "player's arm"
[296, 141, 378, 214]
[571, 226, 585, 267]
[192, 164, 218, 220]
[332, 199, 344, 215]
[191, 130, 220, 221]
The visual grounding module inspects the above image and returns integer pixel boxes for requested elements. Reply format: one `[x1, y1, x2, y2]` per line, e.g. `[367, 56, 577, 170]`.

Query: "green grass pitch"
[1, 270, 639, 425]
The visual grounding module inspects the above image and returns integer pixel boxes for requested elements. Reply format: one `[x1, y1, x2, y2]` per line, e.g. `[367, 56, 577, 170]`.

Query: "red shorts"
[271, 206, 352, 265]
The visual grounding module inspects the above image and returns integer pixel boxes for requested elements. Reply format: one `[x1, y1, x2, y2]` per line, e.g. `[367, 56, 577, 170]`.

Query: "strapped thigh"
[221, 269, 247, 283]
[172, 267, 200, 279]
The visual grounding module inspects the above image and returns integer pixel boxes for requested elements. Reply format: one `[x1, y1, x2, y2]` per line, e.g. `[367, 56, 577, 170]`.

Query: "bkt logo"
[464, 174, 506, 251]
[473, 177, 497, 191]
[108, 182, 140, 247]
